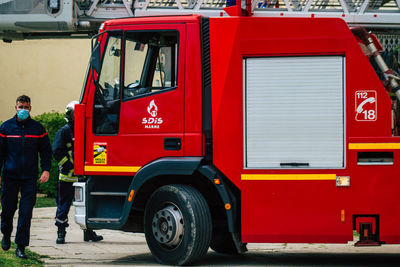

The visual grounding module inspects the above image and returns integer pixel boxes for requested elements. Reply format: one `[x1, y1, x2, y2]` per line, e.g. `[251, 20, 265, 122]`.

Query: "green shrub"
[33, 112, 66, 197]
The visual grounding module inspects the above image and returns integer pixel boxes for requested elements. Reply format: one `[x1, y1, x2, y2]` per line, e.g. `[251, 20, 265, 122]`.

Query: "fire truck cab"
[73, 14, 400, 265]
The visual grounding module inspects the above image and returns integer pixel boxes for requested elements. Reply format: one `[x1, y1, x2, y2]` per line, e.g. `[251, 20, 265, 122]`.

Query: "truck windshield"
[123, 31, 178, 99]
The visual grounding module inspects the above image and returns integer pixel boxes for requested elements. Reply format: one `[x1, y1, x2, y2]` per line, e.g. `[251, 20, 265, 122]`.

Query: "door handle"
[164, 138, 181, 151]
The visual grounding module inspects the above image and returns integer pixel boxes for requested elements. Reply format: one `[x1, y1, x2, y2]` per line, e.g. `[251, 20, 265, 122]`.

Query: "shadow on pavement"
[112, 252, 400, 267]
[109, 252, 400, 266]
[198, 252, 400, 266]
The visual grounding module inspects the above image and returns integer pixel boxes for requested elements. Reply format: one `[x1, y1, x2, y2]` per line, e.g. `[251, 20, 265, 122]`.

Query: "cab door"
[85, 24, 185, 175]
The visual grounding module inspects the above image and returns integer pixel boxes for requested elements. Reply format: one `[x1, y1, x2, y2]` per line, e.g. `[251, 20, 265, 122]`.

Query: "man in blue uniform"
[53, 101, 103, 244]
[0, 95, 52, 259]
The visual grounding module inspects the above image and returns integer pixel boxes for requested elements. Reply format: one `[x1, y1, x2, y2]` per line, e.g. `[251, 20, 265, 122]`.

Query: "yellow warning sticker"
[93, 143, 107, 165]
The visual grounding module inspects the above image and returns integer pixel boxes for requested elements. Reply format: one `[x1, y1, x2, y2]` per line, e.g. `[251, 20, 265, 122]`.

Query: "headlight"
[74, 187, 83, 202]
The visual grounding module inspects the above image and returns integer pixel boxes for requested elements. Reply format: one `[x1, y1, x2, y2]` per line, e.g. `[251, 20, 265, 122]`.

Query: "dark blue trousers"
[55, 181, 74, 229]
[1, 177, 37, 247]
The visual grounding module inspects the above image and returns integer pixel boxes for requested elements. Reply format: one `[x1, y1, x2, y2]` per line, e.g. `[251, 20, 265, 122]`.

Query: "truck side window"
[123, 31, 178, 99]
[93, 33, 122, 134]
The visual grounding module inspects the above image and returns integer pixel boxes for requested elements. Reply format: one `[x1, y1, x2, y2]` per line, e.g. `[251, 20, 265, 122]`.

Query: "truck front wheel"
[144, 184, 212, 265]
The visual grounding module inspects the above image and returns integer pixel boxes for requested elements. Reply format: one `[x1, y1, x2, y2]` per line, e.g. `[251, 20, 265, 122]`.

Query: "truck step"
[90, 192, 127, 196]
[87, 218, 120, 222]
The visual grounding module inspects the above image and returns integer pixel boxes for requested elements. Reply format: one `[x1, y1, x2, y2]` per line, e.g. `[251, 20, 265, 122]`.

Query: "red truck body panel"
[209, 17, 400, 244]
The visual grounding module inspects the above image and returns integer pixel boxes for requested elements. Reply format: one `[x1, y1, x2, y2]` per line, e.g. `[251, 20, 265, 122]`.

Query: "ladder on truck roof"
[135, 0, 400, 29]
[0, 0, 400, 41]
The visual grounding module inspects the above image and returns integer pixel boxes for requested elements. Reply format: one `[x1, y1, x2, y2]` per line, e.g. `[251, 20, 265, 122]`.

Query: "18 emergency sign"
[355, 90, 377, 121]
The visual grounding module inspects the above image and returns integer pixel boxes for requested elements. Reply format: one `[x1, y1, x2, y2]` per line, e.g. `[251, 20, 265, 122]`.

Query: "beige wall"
[0, 39, 91, 122]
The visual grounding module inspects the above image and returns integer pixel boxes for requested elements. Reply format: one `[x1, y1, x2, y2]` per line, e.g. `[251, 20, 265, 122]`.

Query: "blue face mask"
[17, 109, 29, 121]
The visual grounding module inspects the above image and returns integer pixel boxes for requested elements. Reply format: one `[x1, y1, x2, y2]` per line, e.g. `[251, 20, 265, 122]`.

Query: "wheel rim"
[151, 203, 184, 249]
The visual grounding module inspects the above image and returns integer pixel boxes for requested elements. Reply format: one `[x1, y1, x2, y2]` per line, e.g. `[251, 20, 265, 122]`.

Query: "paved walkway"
[9, 207, 400, 266]
[28, 207, 158, 266]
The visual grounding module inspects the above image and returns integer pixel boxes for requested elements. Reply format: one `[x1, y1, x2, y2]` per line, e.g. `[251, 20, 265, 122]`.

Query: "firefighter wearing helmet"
[52, 101, 103, 244]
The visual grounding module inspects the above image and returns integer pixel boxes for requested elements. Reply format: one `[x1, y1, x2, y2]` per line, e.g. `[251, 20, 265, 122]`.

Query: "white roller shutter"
[245, 56, 345, 169]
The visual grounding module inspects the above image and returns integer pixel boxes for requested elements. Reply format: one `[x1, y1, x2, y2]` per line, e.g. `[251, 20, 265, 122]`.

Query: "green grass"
[0, 243, 44, 266]
[0, 197, 55, 266]
[34, 197, 56, 208]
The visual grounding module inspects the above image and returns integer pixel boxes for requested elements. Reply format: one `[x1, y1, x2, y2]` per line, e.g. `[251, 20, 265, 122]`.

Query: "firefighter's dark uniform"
[0, 115, 52, 247]
[52, 123, 77, 230]
[53, 121, 102, 243]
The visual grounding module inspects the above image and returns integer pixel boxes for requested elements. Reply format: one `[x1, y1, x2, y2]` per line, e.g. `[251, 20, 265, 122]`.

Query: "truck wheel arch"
[120, 157, 242, 253]
[120, 157, 203, 228]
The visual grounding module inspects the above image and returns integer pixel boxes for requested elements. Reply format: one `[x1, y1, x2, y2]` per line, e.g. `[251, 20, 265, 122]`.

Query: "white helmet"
[65, 100, 79, 123]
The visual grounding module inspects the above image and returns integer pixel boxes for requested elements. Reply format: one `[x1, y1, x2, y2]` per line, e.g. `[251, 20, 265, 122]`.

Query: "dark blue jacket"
[0, 115, 52, 179]
[52, 123, 74, 177]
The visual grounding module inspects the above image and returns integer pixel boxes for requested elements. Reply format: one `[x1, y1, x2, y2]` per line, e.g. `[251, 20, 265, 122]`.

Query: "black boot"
[1, 235, 11, 251]
[83, 230, 103, 242]
[15, 245, 26, 259]
[56, 228, 66, 244]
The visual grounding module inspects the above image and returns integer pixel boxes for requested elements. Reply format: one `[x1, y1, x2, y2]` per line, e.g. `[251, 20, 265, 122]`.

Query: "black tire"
[144, 184, 212, 265]
[210, 230, 238, 254]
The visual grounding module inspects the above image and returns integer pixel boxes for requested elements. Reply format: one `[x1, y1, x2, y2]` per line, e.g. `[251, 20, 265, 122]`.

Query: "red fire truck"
[71, 2, 400, 265]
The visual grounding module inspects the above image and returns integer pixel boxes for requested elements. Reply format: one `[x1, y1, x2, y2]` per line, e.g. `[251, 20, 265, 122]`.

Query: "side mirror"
[90, 41, 101, 74]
